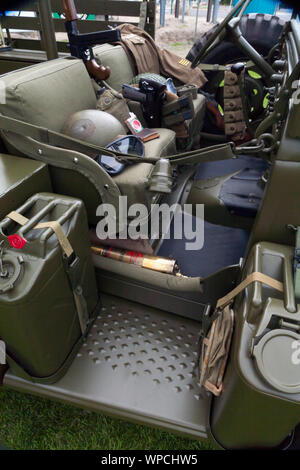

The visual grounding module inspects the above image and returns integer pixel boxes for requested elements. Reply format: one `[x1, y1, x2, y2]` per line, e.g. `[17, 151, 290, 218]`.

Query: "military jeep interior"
[0, 0, 299, 450]
[0, 51, 264, 279]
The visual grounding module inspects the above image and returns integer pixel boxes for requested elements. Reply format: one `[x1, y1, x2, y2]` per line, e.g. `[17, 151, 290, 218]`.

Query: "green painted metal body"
[0, 0, 299, 450]
[0, 182, 99, 382]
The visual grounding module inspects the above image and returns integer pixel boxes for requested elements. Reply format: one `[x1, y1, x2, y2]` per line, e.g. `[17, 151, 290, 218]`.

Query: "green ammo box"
[0, 193, 99, 383]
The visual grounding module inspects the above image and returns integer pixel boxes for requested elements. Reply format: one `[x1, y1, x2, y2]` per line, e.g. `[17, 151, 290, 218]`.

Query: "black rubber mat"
[158, 216, 249, 278]
[195, 155, 268, 218]
[220, 167, 266, 218]
[195, 154, 268, 180]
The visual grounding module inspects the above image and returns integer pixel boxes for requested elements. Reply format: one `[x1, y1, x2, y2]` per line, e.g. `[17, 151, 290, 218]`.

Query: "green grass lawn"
[0, 388, 213, 450]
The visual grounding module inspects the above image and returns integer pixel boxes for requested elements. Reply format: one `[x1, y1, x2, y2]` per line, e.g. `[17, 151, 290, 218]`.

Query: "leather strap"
[216, 272, 284, 310]
[7, 211, 74, 258]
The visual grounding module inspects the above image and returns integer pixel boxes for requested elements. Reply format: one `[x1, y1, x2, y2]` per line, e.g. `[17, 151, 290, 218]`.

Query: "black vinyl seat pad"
[195, 155, 269, 218]
[195, 155, 268, 179]
[158, 216, 249, 278]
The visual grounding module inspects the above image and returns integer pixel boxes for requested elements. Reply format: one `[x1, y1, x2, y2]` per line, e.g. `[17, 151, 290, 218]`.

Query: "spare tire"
[186, 13, 285, 65]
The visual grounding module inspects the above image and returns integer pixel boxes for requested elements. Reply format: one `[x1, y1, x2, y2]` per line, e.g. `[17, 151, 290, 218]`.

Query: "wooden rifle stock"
[62, 0, 111, 81]
[86, 59, 111, 81]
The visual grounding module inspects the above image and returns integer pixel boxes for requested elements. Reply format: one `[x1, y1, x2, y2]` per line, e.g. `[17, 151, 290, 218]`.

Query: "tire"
[186, 13, 285, 65]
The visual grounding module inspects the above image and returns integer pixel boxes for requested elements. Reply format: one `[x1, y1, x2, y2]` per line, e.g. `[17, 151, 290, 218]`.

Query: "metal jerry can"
[0, 193, 99, 383]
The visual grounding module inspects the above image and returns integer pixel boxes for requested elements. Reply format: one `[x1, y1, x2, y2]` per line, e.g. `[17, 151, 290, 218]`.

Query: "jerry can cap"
[253, 329, 300, 394]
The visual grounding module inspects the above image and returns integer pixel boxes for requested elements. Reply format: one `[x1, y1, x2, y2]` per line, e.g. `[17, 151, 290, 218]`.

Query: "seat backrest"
[93, 44, 135, 92]
[0, 58, 119, 225]
[0, 57, 97, 133]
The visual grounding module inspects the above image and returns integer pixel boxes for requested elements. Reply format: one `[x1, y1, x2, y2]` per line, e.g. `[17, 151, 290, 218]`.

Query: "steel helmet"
[62, 109, 127, 147]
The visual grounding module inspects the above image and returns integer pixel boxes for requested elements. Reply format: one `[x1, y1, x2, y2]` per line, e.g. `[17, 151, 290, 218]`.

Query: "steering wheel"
[191, 0, 251, 68]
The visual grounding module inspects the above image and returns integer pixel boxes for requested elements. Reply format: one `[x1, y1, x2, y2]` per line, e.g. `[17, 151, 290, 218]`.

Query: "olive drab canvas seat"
[93, 43, 206, 143]
[0, 57, 176, 224]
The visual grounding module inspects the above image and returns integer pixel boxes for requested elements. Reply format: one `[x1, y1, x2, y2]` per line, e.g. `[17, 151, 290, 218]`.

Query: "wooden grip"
[86, 59, 111, 81]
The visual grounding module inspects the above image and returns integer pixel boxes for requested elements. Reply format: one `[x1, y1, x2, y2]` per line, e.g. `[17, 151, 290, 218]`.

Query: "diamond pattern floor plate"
[5, 294, 210, 439]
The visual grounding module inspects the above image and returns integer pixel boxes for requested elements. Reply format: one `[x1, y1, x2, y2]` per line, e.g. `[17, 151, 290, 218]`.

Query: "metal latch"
[64, 254, 89, 335]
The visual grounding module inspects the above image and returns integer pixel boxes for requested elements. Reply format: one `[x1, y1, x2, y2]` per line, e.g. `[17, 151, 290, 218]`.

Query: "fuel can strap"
[6, 211, 74, 258]
[216, 272, 284, 310]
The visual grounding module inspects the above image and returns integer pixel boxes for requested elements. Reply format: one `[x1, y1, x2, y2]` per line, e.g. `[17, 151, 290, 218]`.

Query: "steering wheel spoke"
[191, 0, 250, 68]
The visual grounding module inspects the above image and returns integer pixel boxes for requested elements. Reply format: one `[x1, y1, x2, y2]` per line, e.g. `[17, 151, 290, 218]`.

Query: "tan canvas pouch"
[199, 305, 234, 396]
[97, 89, 131, 124]
[199, 272, 284, 396]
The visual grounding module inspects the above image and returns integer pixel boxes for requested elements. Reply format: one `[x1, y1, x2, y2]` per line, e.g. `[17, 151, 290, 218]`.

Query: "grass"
[0, 388, 213, 450]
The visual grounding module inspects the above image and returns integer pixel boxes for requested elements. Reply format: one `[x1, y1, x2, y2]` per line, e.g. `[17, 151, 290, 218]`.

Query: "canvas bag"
[199, 272, 284, 396]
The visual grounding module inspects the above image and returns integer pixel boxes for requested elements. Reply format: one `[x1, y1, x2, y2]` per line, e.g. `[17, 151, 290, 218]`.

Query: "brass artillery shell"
[91, 245, 178, 275]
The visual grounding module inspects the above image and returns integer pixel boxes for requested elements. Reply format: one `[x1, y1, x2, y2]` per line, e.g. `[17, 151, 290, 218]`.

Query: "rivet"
[73, 157, 79, 164]
[38, 149, 43, 155]
[104, 184, 109, 190]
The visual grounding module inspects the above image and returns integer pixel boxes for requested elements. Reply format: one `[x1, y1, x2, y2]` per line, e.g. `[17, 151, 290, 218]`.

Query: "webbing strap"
[0, 112, 236, 166]
[7, 211, 74, 258]
[197, 60, 255, 73]
[0, 114, 118, 160]
[7, 211, 28, 226]
[216, 272, 284, 310]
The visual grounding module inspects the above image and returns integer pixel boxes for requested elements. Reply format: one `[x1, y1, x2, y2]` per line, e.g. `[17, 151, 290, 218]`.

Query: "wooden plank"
[1, 15, 138, 33]
[0, 2, 39, 12]
[10, 38, 43, 51]
[52, 18, 138, 33]
[0, 49, 47, 61]
[1, 1, 156, 46]
[0, 48, 67, 62]
[0, 60, 34, 74]
[50, 0, 142, 17]
[1, 16, 41, 31]
[1, 0, 145, 16]
[10, 38, 69, 53]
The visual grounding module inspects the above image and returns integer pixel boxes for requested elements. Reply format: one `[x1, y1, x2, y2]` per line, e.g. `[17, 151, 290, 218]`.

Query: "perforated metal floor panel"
[4, 295, 211, 439]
